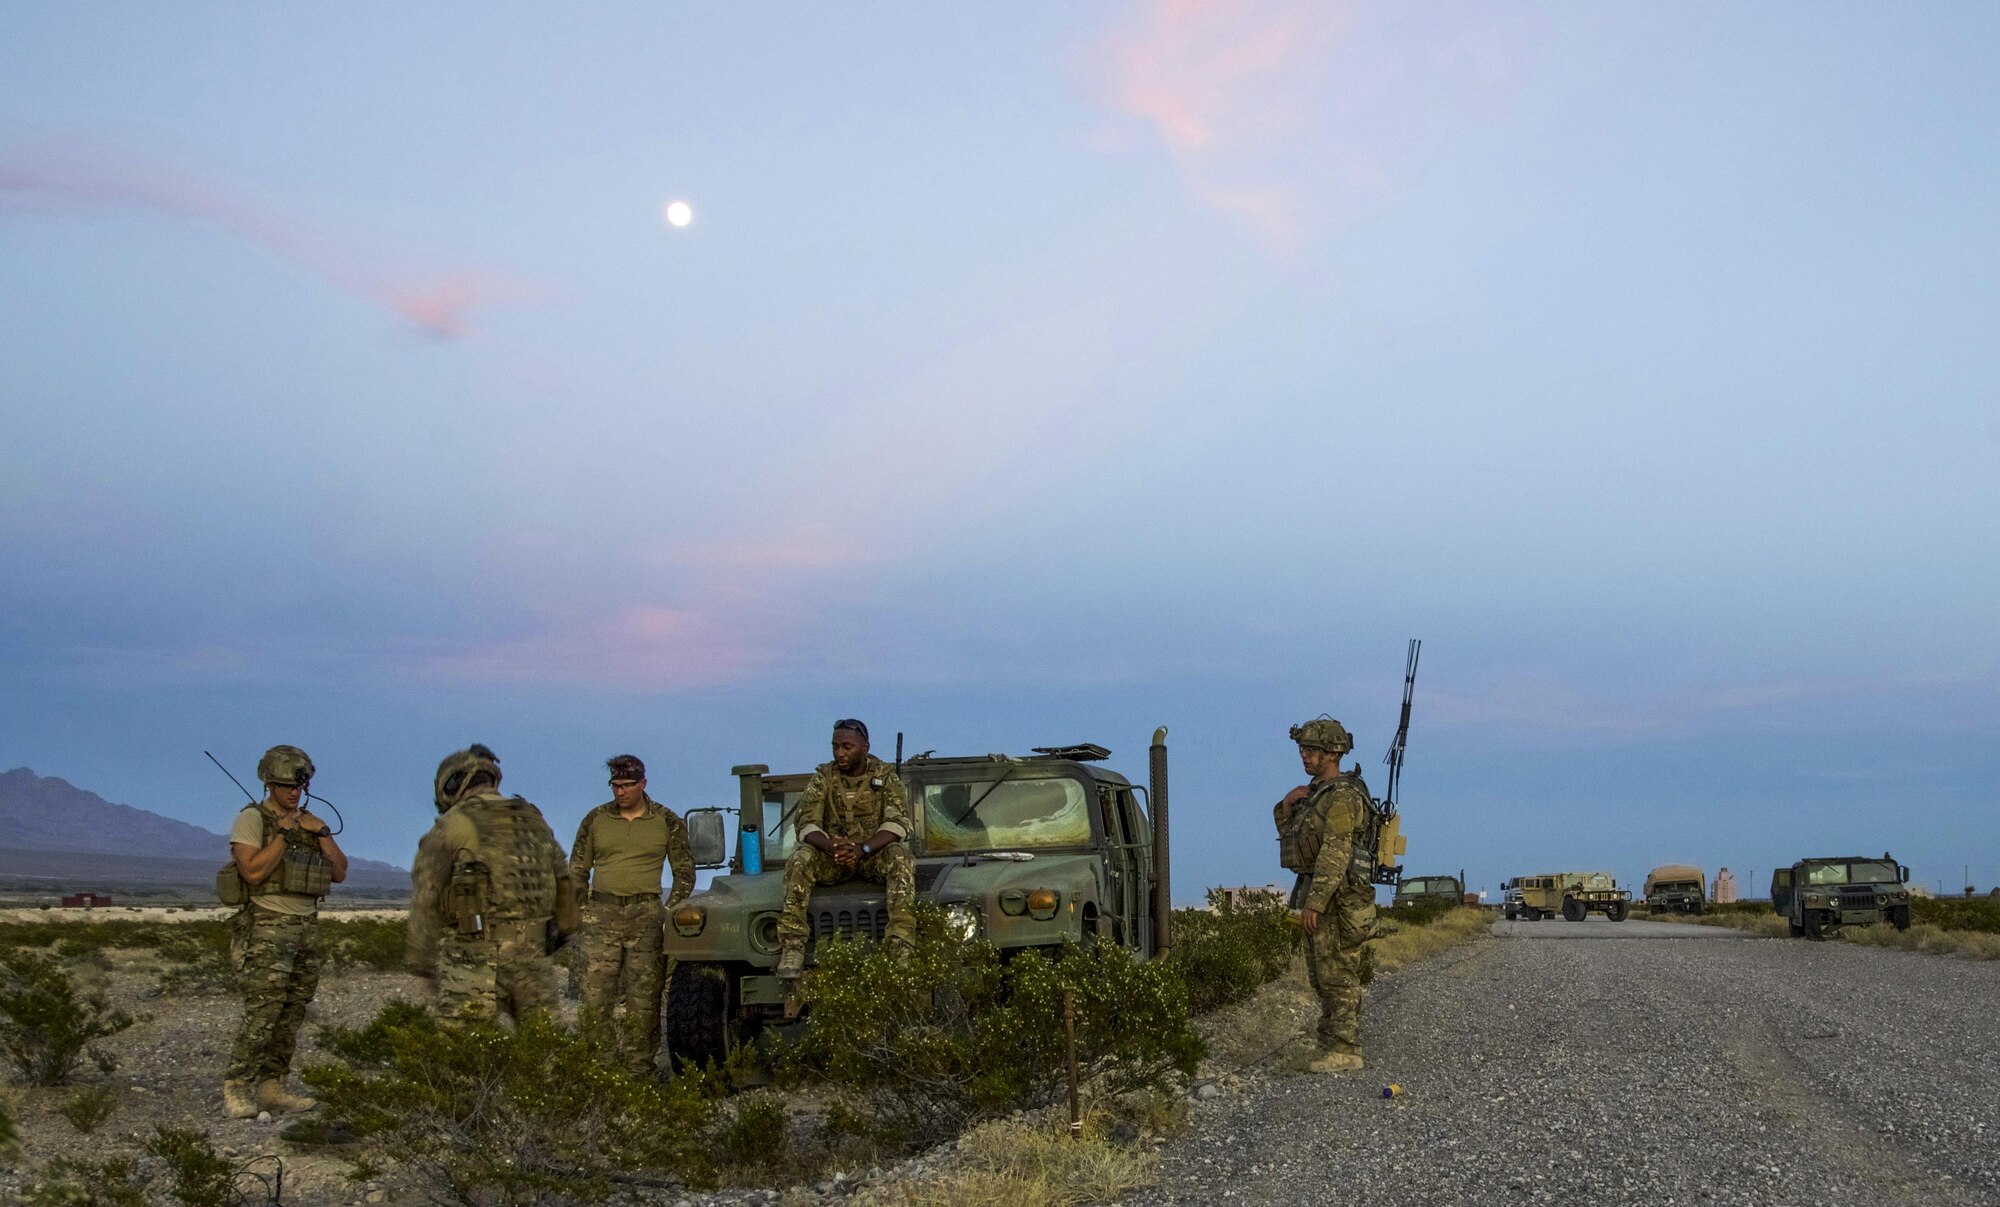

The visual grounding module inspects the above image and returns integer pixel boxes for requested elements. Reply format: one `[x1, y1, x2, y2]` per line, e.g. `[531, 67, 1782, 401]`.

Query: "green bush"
[1168, 891, 1298, 1013]
[776, 907, 1202, 1151]
[56, 1086, 117, 1134]
[715, 1090, 790, 1176]
[1913, 897, 2000, 934]
[1382, 897, 1456, 928]
[302, 1000, 718, 1204]
[318, 917, 407, 970]
[0, 951, 134, 1086]
[19, 1156, 150, 1207]
[144, 1126, 236, 1207]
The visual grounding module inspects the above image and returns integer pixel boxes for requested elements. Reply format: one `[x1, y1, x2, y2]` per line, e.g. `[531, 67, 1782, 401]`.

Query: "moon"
[664, 200, 693, 228]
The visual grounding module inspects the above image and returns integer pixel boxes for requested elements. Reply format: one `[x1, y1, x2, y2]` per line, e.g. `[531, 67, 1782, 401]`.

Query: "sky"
[3, 2, 1996, 903]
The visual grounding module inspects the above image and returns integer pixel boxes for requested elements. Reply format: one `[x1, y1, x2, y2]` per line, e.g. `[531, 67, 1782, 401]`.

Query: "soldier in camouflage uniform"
[569, 753, 693, 1073]
[1273, 717, 1378, 1074]
[408, 745, 579, 1024]
[222, 745, 348, 1119]
[775, 719, 915, 977]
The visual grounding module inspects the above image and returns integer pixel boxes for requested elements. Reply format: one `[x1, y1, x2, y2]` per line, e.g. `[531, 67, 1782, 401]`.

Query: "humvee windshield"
[921, 776, 1093, 853]
[1803, 860, 1898, 885]
[1401, 878, 1457, 895]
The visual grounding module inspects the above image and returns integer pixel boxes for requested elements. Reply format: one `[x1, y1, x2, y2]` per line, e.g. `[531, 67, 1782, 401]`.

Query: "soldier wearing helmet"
[408, 745, 579, 1023]
[221, 745, 348, 1119]
[1274, 716, 1377, 1074]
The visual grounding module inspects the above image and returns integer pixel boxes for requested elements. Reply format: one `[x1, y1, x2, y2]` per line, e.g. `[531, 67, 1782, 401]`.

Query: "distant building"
[61, 892, 114, 908]
[1712, 868, 1738, 904]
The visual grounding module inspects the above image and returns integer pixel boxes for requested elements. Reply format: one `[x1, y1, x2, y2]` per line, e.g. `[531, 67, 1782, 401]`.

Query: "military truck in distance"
[1643, 864, 1707, 915]
[1393, 872, 1464, 909]
[1770, 854, 1913, 940]
[1505, 872, 1630, 922]
[661, 732, 1173, 1069]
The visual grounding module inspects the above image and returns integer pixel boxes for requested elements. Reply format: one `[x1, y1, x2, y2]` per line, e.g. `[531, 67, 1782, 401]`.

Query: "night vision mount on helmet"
[256, 745, 315, 788]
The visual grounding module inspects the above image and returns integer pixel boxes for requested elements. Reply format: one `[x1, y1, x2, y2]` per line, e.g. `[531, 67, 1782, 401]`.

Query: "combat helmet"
[1288, 716, 1353, 756]
[434, 744, 501, 813]
[256, 745, 315, 788]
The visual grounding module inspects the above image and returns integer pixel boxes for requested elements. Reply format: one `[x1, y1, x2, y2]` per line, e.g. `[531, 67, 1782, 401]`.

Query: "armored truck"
[1770, 854, 1912, 940]
[1643, 865, 1707, 915]
[1393, 872, 1464, 909]
[661, 731, 1173, 1069]
[1505, 872, 1630, 922]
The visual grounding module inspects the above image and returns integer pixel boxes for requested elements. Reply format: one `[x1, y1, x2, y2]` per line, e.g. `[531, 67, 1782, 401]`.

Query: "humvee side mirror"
[686, 809, 728, 869]
[1899, 865, 1910, 882]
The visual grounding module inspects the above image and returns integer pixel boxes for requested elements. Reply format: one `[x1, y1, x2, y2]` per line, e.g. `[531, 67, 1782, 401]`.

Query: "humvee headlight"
[999, 889, 1028, 916]
[944, 903, 983, 941]
[672, 904, 707, 937]
[1027, 888, 1060, 920]
[1893, 890, 1910, 901]
[750, 913, 779, 953]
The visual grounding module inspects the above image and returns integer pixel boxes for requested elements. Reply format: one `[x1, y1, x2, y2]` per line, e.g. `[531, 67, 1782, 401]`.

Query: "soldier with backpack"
[221, 745, 348, 1119]
[1273, 717, 1378, 1074]
[408, 744, 579, 1023]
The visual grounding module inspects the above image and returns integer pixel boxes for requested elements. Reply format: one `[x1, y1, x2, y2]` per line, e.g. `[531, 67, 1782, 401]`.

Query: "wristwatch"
[859, 841, 873, 857]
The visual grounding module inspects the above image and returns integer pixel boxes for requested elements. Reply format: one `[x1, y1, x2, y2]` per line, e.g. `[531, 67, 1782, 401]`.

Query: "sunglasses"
[609, 778, 641, 788]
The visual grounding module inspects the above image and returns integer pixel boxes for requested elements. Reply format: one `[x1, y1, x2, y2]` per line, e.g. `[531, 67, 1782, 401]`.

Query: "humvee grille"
[812, 905, 889, 942]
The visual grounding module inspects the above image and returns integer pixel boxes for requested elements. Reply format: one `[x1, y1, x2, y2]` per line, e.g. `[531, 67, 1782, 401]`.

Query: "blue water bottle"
[740, 823, 762, 876]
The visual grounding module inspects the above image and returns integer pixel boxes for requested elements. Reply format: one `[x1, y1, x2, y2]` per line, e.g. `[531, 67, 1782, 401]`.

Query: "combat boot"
[1306, 1052, 1365, 1074]
[256, 1079, 317, 1113]
[775, 941, 805, 979]
[221, 1079, 258, 1119]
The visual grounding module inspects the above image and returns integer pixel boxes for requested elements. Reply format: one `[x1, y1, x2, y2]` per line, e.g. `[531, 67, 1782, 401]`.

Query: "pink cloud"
[0, 157, 530, 338]
[411, 604, 765, 692]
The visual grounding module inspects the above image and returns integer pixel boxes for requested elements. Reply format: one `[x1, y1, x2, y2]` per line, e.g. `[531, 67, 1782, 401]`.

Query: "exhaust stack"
[1150, 727, 1171, 954]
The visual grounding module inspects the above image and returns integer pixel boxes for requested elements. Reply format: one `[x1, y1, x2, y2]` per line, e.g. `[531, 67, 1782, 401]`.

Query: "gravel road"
[1139, 917, 2000, 1206]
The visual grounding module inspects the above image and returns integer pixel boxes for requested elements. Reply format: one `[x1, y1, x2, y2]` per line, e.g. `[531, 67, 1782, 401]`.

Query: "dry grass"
[854, 1113, 1155, 1207]
[1658, 911, 1790, 938]
[1202, 906, 1494, 1071]
[1836, 922, 2000, 959]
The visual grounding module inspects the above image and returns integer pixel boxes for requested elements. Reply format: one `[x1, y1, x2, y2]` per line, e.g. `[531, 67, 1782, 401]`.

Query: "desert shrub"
[1, 1090, 15, 1154]
[1381, 897, 1456, 928]
[1168, 891, 1298, 1013]
[19, 1156, 150, 1206]
[318, 917, 407, 970]
[144, 1126, 236, 1207]
[1913, 897, 2000, 934]
[56, 1085, 117, 1134]
[0, 951, 134, 1085]
[302, 1000, 718, 1204]
[715, 1090, 790, 1177]
[776, 907, 1202, 1151]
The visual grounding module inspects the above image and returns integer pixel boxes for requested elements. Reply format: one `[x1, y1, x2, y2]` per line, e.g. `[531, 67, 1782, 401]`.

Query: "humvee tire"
[1606, 899, 1629, 922]
[666, 962, 732, 1071]
[1803, 911, 1830, 942]
[1504, 905, 1517, 920]
[1889, 904, 1912, 931]
[1561, 897, 1585, 922]
[1788, 919, 1805, 938]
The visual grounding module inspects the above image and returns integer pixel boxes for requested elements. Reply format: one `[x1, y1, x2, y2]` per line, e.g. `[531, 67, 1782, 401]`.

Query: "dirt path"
[1140, 918, 2000, 1206]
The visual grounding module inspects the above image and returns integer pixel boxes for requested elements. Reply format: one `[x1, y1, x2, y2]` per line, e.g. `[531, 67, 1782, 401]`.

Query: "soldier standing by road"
[569, 754, 693, 1073]
[408, 744, 578, 1023]
[1273, 717, 1378, 1074]
[775, 719, 916, 978]
[222, 745, 348, 1119]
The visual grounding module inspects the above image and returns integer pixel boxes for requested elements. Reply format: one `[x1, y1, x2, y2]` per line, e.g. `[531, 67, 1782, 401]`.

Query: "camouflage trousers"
[226, 907, 324, 1083]
[776, 842, 916, 945]
[577, 897, 665, 1072]
[1305, 879, 1377, 1056]
[435, 919, 558, 1024]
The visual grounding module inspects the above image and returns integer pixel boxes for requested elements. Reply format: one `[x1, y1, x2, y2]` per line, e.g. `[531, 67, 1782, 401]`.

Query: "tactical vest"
[215, 804, 333, 906]
[443, 795, 565, 930]
[1278, 772, 1385, 883]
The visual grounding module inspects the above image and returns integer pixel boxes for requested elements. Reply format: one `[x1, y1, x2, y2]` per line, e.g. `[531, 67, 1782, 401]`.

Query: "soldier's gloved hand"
[299, 816, 330, 836]
[1301, 907, 1321, 936]
[1280, 785, 1310, 808]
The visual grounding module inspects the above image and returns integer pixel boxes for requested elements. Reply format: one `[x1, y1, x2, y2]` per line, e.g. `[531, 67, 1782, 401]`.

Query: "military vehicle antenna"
[1383, 638, 1421, 811]
[205, 751, 257, 803]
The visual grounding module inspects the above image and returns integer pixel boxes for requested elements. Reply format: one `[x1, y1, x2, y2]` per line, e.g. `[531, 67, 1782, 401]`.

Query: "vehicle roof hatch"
[1029, 743, 1111, 762]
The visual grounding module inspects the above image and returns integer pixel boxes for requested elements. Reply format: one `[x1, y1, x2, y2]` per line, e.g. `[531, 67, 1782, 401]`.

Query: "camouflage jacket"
[408, 790, 574, 977]
[795, 756, 911, 845]
[1276, 773, 1373, 915]
[569, 797, 694, 906]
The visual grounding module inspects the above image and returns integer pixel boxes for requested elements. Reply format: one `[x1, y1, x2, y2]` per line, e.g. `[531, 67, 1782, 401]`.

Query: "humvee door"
[1770, 867, 1795, 916]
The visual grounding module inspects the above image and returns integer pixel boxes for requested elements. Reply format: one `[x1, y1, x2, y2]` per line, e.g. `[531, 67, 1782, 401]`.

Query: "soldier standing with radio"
[1273, 717, 1377, 1074]
[408, 744, 578, 1024]
[222, 745, 347, 1119]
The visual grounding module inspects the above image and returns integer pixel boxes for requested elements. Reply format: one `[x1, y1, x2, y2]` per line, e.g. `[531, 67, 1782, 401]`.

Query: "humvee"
[1505, 872, 1630, 922]
[1643, 864, 1707, 915]
[661, 731, 1173, 1069]
[1770, 854, 1912, 940]
[1393, 872, 1464, 909]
